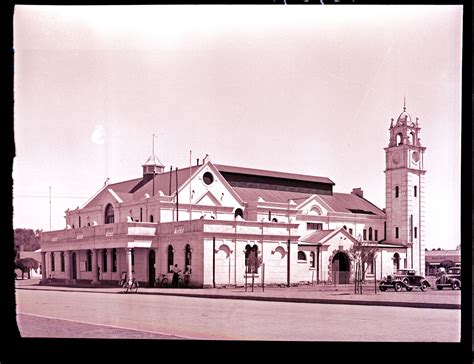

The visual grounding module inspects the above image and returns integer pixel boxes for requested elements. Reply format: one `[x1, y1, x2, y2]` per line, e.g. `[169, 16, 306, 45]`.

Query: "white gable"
[298, 196, 331, 216]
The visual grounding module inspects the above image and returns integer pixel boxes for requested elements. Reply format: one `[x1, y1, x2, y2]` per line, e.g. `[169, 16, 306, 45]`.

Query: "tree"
[349, 237, 378, 294]
[15, 258, 39, 279]
[14, 228, 42, 253]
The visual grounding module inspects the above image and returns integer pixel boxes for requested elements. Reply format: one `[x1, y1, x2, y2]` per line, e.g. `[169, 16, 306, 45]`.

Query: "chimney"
[351, 187, 363, 198]
[196, 158, 200, 166]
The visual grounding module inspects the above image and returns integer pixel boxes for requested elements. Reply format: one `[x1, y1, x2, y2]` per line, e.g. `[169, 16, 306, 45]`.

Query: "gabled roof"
[132, 165, 201, 199]
[83, 178, 142, 208]
[215, 164, 335, 185]
[300, 229, 335, 244]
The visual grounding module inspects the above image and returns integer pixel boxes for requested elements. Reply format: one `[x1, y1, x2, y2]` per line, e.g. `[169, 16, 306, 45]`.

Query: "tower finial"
[403, 97, 406, 112]
[152, 133, 155, 157]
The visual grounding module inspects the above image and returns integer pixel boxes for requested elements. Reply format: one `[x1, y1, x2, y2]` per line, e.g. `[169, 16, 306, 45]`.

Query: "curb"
[15, 286, 460, 310]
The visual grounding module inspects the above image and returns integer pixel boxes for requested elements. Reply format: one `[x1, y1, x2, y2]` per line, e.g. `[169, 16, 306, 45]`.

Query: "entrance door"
[332, 252, 350, 284]
[148, 250, 156, 287]
[71, 252, 77, 279]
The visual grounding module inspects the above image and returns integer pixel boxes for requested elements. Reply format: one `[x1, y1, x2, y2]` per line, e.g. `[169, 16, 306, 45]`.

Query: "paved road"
[15, 289, 460, 341]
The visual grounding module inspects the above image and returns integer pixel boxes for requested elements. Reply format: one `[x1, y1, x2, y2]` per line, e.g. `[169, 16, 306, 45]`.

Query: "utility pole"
[49, 186, 52, 231]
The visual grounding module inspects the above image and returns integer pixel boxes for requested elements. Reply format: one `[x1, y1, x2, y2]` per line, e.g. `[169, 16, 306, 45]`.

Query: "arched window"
[368, 227, 373, 241]
[234, 208, 244, 219]
[105, 204, 115, 224]
[410, 132, 416, 145]
[393, 253, 400, 271]
[363, 229, 367, 241]
[185, 244, 192, 273]
[310, 251, 316, 268]
[396, 133, 403, 145]
[102, 249, 107, 272]
[271, 217, 278, 222]
[51, 252, 55, 272]
[309, 206, 322, 216]
[167, 245, 174, 273]
[149, 215, 154, 223]
[60, 252, 65, 272]
[298, 251, 307, 261]
[112, 248, 117, 272]
[86, 250, 92, 271]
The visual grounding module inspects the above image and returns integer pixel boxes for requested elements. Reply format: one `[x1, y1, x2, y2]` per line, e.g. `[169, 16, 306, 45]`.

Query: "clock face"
[412, 151, 420, 163]
[392, 152, 401, 164]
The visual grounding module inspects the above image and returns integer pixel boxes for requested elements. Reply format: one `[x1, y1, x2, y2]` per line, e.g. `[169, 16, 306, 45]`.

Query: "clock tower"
[384, 100, 426, 275]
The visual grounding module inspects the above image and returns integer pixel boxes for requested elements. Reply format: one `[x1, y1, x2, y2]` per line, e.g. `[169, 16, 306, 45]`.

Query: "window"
[367, 260, 374, 274]
[140, 208, 143, 222]
[368, 227, 373, 241]
[78, 216, 81, 227]
[363, 229, 367, 241]
[395, 227, 399, 239]
[271, 218, 278, 222]
[131, 249, 135, 267]
[103, 249, 107, 273]
[374, 230, 378, 241]
[51, 252, 55, 272]
[60, 252, 65, 272]
[86, 250, 92, 271]
[234, 208, 243, 219]
[245, 244, 259, 273]
[414, 186, 417, 197]
[185, 244, 192, 273]
[167, 245, 174, 273]
[310, 252, 315, 268]
[150, 215, 154, 223]
[414, 227, 418, 239]
[396, 133, 403, 145]
[298, 251, 307, 261]
[395, 186, 399, 198]
[203, 172, 214, 185]
[307, 222, 323, 230]
[105, 204, 114, 224]
[309, 206, 322, 216]
[112, 249, 117, 272]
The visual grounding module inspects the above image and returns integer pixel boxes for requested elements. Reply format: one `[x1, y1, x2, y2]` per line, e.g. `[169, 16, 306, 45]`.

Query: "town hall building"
[39, 104, 426, 288]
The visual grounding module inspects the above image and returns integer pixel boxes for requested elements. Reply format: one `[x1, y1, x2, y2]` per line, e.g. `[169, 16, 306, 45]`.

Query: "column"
[107, 248, 112, 280]
[41, 251, 47, 283]
[65, 251, 72, 280]
[125, 248, 133, 284]
[92, 249, 99, 284]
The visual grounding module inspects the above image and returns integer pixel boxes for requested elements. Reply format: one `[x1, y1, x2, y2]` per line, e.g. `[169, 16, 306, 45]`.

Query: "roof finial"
[403, 96, 406, 112]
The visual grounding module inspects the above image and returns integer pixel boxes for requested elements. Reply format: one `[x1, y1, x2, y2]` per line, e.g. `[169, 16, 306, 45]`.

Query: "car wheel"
[451, 281, 459, 290]
[379, 286, 386, 292]
[420, 282, 428, 291]
[436, 285, 443, 290]
[394, 282, 402, 292]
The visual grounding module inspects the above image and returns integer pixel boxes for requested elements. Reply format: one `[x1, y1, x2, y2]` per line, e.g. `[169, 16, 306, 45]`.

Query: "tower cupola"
[142, 155, 165, 182]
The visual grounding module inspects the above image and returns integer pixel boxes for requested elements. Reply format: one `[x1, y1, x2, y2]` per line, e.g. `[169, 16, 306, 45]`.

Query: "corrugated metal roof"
[216, 164, 334, 185]
[300, 230, 335, 244]
[232, 187, 311, 204]
[318, 193, 385, 216]
[132, 165, 201, 199]
[84, 178, 142, 208]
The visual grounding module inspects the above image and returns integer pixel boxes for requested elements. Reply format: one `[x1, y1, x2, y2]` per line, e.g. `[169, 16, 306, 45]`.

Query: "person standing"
[172, 264, 181, 288]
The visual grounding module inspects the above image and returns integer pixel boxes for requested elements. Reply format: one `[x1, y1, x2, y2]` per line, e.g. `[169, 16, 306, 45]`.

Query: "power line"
[14, 195, 89, 198]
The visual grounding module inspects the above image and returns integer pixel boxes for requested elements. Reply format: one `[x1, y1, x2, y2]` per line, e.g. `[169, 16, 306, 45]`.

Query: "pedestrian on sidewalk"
[172, 264, 181, 288]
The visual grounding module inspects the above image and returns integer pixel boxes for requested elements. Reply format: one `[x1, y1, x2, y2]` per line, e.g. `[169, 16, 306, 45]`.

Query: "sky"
[12, 5, 462, 250]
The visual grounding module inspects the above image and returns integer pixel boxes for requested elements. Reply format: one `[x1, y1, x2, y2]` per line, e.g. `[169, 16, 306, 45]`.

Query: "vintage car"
[435, 266, 461, 290]
[379, 269, 431, 292]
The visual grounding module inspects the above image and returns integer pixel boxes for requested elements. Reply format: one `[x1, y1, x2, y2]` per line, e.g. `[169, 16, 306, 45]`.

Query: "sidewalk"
[14, 279, 461, 310]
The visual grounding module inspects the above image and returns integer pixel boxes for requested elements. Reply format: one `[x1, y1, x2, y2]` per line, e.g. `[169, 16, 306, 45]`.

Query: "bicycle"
[154, 274, 170, 288]
[122, 277, 139, 293]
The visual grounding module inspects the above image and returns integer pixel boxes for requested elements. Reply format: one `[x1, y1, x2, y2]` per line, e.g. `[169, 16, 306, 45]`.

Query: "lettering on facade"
[76, 235, 83, 240]
[52, 237, 58, 242]
[174, 225, 184, 234]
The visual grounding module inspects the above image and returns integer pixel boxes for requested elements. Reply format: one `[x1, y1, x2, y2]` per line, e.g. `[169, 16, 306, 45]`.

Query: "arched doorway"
[393, 253, 400, 272]
[148, 250, 156, 287]
[332, 252, 350, 284]
[71, 252, 77, 279]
